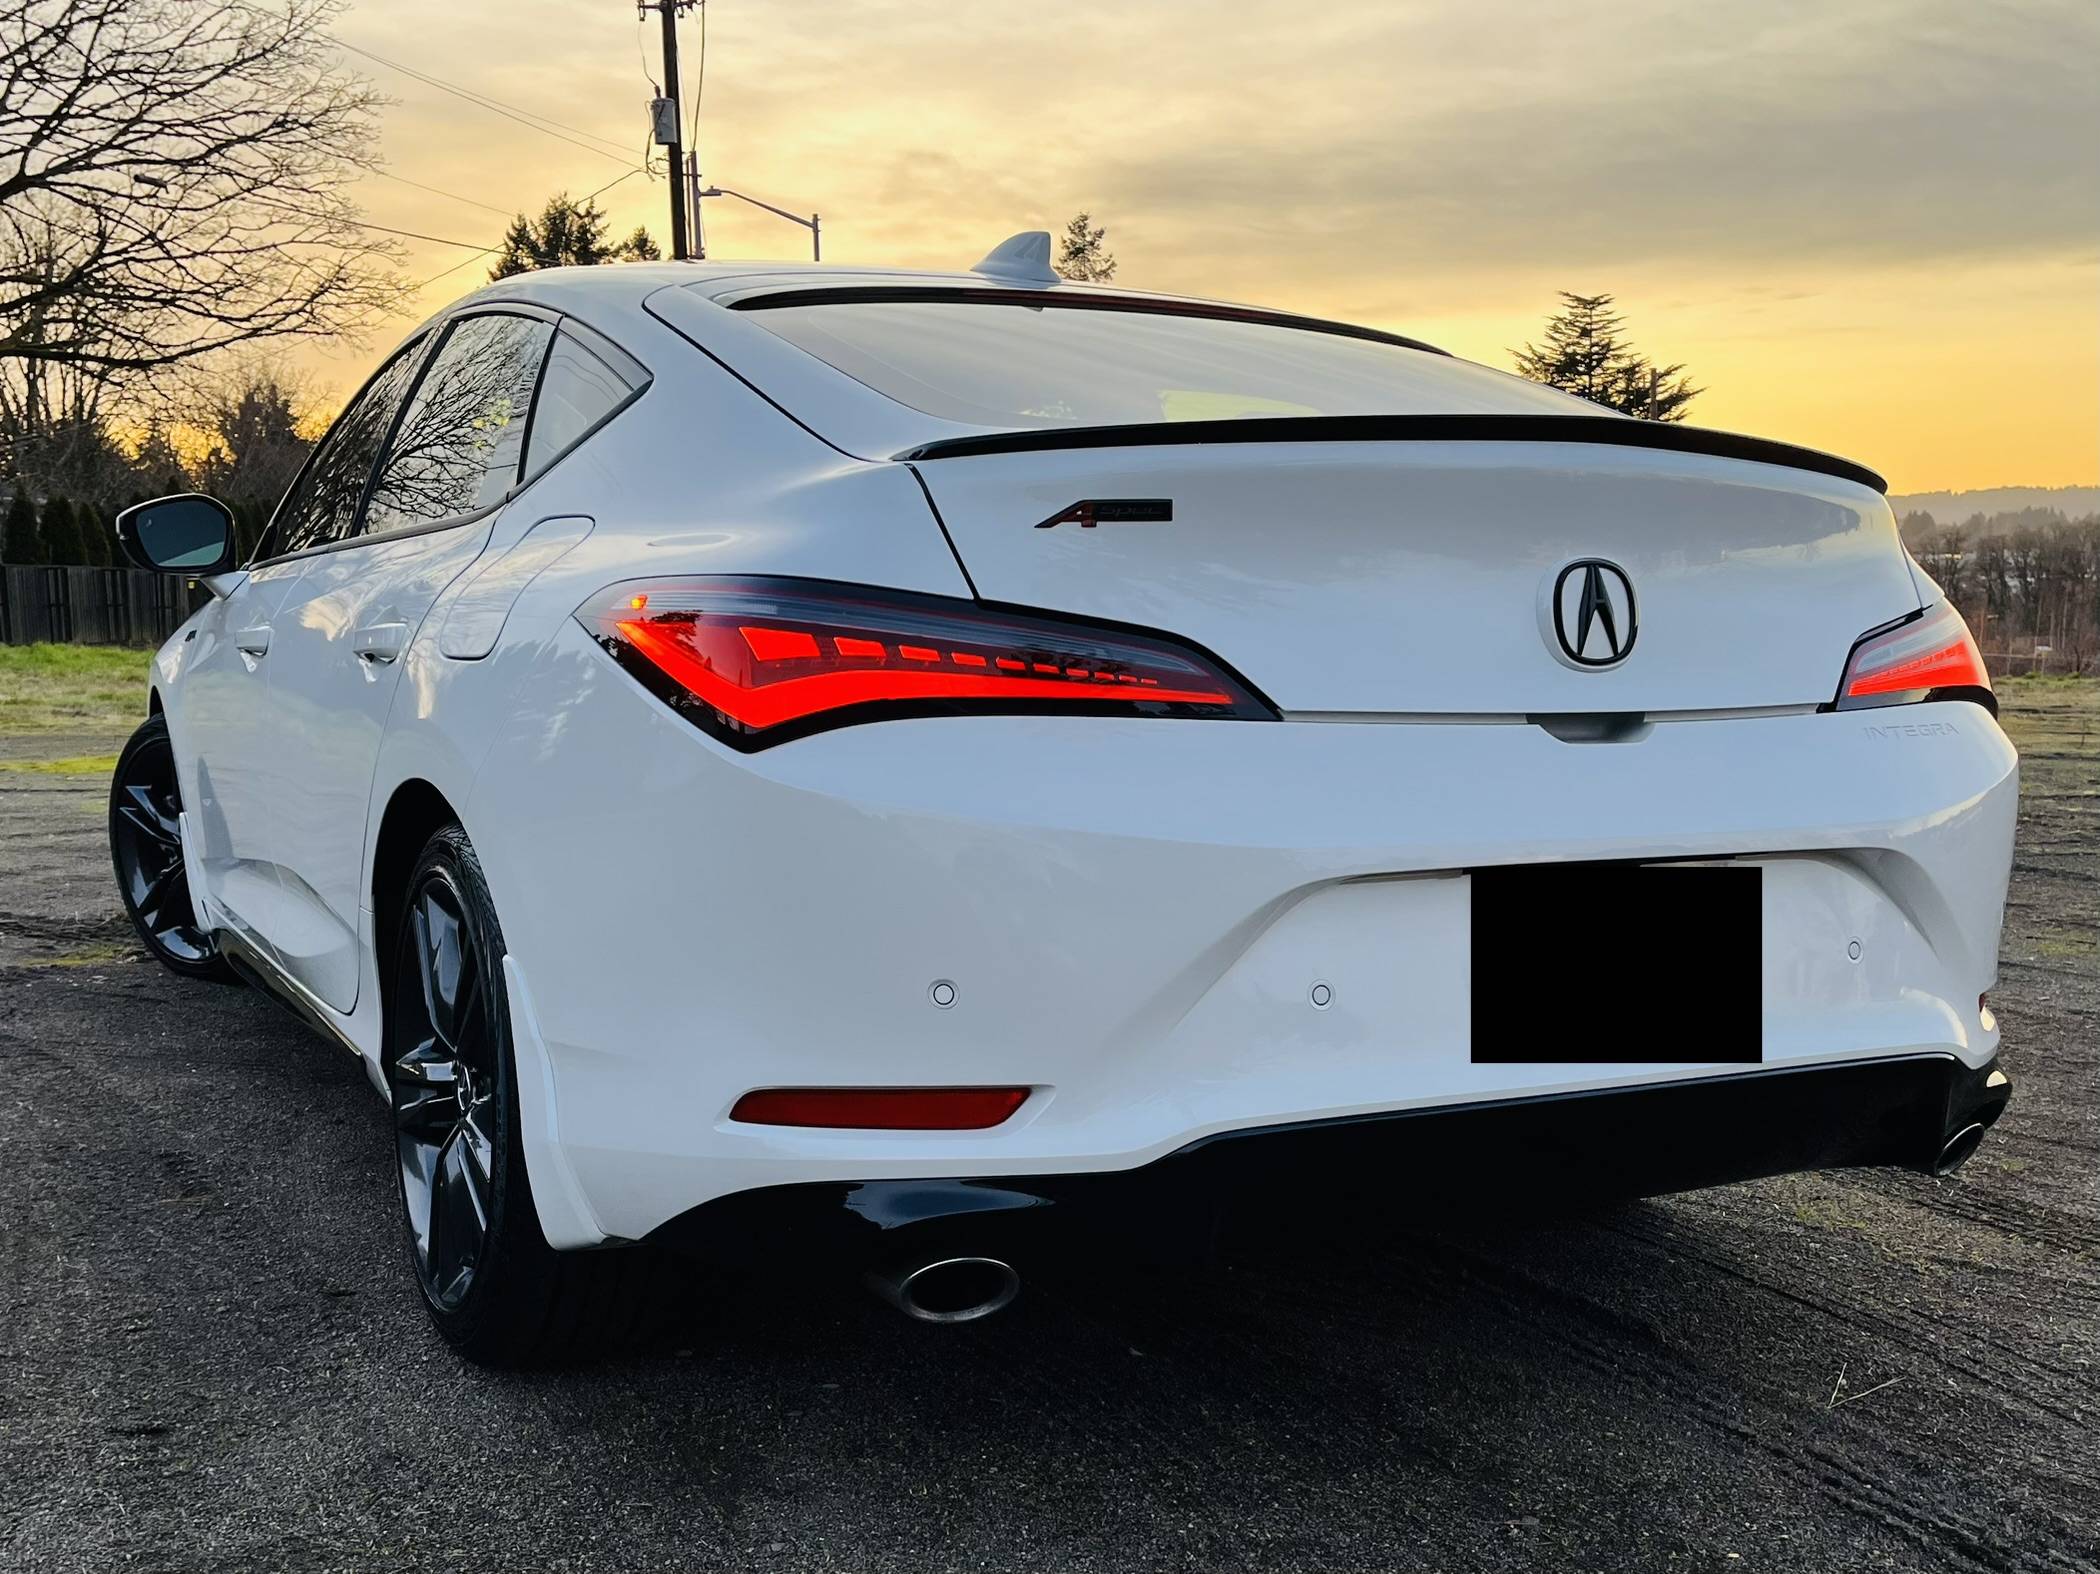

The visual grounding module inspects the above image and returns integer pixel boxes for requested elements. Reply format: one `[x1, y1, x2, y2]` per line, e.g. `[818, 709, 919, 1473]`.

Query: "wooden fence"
[0, 566, 207, 646]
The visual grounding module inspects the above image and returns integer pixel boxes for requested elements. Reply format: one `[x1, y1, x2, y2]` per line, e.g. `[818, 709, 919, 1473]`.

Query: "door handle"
[352, 622, 411, 665]
[234, 625, 272, 657]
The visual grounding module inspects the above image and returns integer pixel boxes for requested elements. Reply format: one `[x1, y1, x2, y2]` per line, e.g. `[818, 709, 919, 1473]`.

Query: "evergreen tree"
[233, 500, 268, 564]
[132, 420, 190, 496]
[490, 195, 660, 279]
[1053, 213, 1117, 282]
[192, 368, 310, 516]
[2, 492, 44, 564]
[74, 507, 106, 566]
[84, 509, 118, 567]
[1513, 292, 1701, 422]
[39, 496, 85, 563]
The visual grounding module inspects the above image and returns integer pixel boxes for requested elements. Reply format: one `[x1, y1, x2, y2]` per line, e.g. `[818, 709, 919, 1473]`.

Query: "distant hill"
[1890, 485, 2099, 522]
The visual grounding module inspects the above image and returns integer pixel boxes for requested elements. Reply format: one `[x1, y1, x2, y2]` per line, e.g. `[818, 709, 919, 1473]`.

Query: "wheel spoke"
[409, 901, 443, 1048]
[112, 736, 216, 968]
[430, 1126, 489, 1301]
[135, 860, 175, 927]
[398, 1135, 437, 1265]
[390, 861, 503, 1313]
[161, 861, 195, 932]
[118, 789, 179, 850]
[118, 805, 175, 849]
[458, 1101, 495, 1183]
[396, 1089, 457, 1139]
[421, 888, 471, 1054]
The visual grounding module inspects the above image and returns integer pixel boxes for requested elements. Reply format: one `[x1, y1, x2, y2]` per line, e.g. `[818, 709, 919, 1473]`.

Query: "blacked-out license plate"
[1469, 863, 1762, 1064]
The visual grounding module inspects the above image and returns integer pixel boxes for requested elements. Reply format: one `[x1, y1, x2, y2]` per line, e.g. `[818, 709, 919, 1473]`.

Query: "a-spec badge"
[1034, 499, 1175, 529]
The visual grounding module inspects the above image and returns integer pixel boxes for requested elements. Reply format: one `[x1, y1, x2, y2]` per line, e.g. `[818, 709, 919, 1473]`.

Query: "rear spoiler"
[894, 414, 1887, 494]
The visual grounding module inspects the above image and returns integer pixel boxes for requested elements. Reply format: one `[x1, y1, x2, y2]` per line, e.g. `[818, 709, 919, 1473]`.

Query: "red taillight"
[1835, 601, 1994, 714]
[729, 1087, 1029, 1130]
[581, 577, 1271, 747]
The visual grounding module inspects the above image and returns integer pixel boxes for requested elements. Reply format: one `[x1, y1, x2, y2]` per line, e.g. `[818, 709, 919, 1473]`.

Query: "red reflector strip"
[740, 625, 820, 661]
[952, 652, 987, 667]
[834, 636, 885, 659]
[898, 644, 939, 662]
[729, 1087, 1029, 1130]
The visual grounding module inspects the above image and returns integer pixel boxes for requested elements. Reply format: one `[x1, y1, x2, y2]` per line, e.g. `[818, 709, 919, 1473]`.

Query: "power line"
[407, 168, 650, 294]
[412, 248, 500, 292]
[336, 35, 638, 158]
[368, 168, 515, 220]
[332, 37, 644, 169]
[579, 167, 648, 207]
[251, 197, 492, 250]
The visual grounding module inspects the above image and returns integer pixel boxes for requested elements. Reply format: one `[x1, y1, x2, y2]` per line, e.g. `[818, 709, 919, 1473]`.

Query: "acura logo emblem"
[1550, 559, 1638, 667]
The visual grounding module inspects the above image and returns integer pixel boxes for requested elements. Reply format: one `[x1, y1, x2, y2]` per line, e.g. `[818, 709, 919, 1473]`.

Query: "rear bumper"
[653, 1052, 2012, 1266]
[473, 625, 2019, 1248]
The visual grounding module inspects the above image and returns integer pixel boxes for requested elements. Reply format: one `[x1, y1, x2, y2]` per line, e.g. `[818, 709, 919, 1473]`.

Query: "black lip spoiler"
[894, 413, 1887, 494]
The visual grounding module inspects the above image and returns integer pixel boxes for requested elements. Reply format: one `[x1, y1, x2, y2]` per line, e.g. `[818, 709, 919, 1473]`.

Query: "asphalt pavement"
[2, 693, 2095, 1573]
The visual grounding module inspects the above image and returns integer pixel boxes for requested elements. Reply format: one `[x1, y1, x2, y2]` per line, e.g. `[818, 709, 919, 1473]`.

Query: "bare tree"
[0, 0, 400, 387]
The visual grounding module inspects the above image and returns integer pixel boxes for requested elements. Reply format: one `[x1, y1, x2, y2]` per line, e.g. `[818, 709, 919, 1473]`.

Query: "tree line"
[1, 366, 314, 568]
[3, 0, 387, 570]
[1903, 510, 2100, 673]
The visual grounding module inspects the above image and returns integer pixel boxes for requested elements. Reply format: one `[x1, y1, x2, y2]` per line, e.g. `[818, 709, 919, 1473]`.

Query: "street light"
[687, 160, 821, 261]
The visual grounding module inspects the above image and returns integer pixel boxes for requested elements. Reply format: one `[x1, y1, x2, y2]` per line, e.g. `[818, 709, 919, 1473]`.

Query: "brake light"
[730, 1087, 1029, 1129]
[580, 577, 1272, 747]
[1834, 601, 1994, 714]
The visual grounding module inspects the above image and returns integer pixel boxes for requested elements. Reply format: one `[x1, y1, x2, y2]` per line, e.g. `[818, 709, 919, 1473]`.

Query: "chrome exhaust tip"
[865, 1255, 1020, 1324]
[1933, 1122, 1988, 1176]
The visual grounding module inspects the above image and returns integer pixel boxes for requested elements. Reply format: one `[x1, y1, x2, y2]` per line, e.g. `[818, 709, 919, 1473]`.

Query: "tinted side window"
[521, 325, 645, 483]
[362, 313, 555, 538]
[264, 339, 428, 559]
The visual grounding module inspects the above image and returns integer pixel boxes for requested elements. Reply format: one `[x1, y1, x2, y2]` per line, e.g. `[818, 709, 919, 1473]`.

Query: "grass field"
[0, 643, 152, 738]
[0, 639, 2091, 764]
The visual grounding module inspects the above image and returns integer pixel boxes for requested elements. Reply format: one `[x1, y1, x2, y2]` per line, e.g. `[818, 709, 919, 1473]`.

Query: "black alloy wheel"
[391, 856, 503, 1313]
[385, 824, 665, 1365]
[109, 716, 233, 981]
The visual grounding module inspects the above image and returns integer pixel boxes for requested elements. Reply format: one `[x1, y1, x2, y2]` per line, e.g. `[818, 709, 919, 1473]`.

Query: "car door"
[259, 309, 557, 1011]
[180, 336, 432, 964]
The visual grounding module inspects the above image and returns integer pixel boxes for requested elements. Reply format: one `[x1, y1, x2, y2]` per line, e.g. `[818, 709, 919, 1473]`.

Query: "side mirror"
[115, 494, 238, 575]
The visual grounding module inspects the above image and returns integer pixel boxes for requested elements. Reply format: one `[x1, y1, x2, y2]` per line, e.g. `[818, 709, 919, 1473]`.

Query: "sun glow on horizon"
[293, 0, 2098, 496]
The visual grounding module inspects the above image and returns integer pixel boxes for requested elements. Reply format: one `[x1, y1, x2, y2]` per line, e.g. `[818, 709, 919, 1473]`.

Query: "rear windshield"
[740, 298, 1592, 429]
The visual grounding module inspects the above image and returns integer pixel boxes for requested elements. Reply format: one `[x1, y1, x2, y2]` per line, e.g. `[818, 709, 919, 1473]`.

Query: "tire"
[386, 824, 660, 1365]
[108, 716, 235, 983]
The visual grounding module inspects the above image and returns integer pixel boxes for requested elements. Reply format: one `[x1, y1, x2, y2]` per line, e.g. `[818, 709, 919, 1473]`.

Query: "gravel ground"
[1, 684, 2094, 1573]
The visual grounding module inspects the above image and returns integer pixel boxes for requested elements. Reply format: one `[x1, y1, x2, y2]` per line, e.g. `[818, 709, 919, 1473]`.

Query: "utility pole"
[686, 152, 705, 259]
[639, 0, 697, 259]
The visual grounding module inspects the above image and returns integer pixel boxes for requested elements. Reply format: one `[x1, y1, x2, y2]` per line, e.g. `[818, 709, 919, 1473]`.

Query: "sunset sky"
[317, 0, 2099, 495]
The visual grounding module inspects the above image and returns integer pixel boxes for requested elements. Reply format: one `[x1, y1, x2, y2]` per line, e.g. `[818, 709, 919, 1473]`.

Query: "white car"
[110, 233, 2015, 1363]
